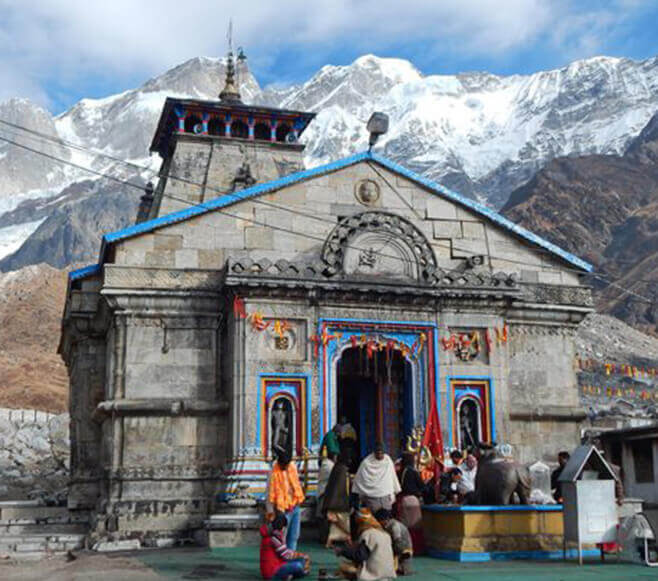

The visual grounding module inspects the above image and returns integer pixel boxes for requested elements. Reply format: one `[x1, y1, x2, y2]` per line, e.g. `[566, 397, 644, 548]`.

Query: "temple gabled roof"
[69, 151, 593, 282]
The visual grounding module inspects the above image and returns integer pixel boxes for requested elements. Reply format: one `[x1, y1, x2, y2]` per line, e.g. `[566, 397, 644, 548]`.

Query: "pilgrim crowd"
[260, 419, 481, 580]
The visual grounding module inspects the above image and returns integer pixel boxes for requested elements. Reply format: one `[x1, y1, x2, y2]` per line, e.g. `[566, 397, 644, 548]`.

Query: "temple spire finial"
[219, 19, 242, 103]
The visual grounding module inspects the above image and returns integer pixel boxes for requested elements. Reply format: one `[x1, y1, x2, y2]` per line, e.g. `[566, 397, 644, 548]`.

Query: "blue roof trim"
[69, 263, 101, 281]
[102, 151, 371, 245]
[99, 150, 592, 273]
[369, 152, 593, 272]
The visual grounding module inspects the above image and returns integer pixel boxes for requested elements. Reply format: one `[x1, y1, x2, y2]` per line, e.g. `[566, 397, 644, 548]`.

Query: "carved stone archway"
[321, 211, 440, 284]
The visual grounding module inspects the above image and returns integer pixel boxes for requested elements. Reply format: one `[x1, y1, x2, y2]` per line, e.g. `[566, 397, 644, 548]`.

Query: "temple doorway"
[336, 346, 413, 466]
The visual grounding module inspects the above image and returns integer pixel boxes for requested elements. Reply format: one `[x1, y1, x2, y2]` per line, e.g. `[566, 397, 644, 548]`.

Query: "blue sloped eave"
[72, 149, 592, 282]
[69, 263, 102, 281]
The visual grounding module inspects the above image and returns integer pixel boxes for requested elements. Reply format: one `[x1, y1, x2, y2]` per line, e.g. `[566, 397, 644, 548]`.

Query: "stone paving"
[0, 544, 655, 580]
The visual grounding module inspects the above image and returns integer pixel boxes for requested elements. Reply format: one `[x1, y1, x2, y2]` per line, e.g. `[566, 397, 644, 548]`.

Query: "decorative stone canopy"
[150, 97, 315, 158]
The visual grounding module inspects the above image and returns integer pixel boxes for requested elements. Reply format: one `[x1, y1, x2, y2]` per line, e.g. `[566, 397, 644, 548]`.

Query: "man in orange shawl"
[266, 450, 305, 551]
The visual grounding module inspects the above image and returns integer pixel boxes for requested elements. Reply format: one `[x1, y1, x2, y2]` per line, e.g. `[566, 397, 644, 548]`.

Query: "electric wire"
[0, 119, 589, 275]
[0, 117, 623, 273]
[0, 121, 654, 306]
[0, 131, 423, 271]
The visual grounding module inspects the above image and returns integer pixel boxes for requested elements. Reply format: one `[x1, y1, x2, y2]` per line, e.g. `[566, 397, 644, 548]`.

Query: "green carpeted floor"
[138, 543, 657, 580]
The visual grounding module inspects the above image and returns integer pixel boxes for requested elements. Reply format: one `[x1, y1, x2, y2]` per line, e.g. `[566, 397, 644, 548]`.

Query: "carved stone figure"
[472, 445, 530, 505]
[459, 400, 480, 449]
[355, 179, 380, 205]
[232, 160, 256, 190]
[271, 399, 291, 456]
[227, 483, 257, 507]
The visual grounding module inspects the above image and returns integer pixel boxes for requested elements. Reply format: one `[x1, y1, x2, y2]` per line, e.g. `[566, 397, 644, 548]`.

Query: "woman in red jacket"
[260, 512, 310, 579]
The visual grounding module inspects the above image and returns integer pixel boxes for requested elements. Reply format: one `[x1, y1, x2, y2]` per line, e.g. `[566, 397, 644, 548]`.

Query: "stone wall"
[61, 156, 593, 536]
[0, 408, 69, 501]
[154, 136, 305, 216]
[115, 162, 583, 287]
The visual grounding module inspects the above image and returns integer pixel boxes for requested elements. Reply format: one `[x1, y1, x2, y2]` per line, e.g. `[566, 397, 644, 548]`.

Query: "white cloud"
[0, 0, 652, 111]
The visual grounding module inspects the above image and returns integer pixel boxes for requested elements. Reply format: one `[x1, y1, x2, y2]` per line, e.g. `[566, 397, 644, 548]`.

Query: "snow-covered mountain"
[1, 53, 657, 270]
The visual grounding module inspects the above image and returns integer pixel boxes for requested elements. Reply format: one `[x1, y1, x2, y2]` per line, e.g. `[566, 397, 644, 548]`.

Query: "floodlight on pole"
[367, 112, 389, 151]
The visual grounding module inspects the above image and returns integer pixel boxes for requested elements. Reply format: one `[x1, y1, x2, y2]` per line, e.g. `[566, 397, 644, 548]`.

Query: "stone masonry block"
[461, 221, 485, 238]
[184, 226, 220, 250]
[451, 238, 488, 257]
[380, 188, 409, 210]
[427, 197, 459, 220]
[412, 191, 429, 213]
[273, 230, 309, 252]
[306, 186, 337, 204]
[276, 186, 307, 205]
[175, 249, 199, 269]
[293, 214, 334, 237]
[456, 207, 480, 222]
[214, 229, 245, 249]
[198, 249, 225, 268]
[245, 226, 274, 249]
[433, 220, 462, 239]
[537, 270, 563, 285]
[485, 225, 512, 244]
[153, 234, 183, 251]
[115, 248, 145, 266]
[145, 250, 175, 268]
[254, 208, 294, 230]
[121, 234, 154, 252]
[521, 270, 539, 283]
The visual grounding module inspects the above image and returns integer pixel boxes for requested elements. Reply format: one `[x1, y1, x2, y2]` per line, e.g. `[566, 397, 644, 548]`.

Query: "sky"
[1, 0, 657, 114]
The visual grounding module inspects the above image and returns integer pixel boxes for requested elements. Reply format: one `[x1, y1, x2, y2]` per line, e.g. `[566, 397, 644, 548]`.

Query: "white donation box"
[559, 445, 619, 564]
[563, 480, 617, 543]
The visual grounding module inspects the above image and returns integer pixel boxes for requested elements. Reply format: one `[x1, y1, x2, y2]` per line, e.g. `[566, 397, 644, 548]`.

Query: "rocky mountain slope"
[1, 53, 658, 272]
[503, 112, 658, 334]
[0, 265, 68, 412]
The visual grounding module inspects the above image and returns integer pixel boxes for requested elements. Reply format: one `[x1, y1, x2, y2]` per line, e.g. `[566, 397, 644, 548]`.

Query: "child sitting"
[260, 512, 311, 579]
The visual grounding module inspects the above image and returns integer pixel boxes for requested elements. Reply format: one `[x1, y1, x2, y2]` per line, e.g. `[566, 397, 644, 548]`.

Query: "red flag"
[422, 389, 444, 464]
[233, 296, 247, 319]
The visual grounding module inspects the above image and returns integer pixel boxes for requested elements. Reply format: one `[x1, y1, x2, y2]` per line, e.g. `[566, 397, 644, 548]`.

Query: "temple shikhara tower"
[60, 49, 594, 542]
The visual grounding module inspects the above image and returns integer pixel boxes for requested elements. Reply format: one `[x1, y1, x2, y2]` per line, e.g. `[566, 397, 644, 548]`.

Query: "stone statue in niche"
[271, 399, 293, 457]
[459, 399, 480, 450]
[355, 179, 380, 206]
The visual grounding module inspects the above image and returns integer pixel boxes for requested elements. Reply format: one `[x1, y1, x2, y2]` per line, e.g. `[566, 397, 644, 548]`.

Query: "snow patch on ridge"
[0, 218, 46, 260]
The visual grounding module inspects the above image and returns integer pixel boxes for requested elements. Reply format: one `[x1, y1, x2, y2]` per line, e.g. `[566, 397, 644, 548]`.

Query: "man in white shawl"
[353, 442, 401, 512]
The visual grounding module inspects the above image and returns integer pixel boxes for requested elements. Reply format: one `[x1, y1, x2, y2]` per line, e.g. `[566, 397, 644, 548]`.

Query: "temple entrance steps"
[0, 533, 86, 558]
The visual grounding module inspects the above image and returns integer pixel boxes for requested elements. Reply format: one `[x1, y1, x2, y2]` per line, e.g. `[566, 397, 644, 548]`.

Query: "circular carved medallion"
[355, 179, 380, 206]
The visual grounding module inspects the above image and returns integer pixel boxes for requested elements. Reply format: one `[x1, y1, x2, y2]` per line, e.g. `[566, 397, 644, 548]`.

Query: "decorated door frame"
[446, 376, 496, 448]
[316, 317, 439, 452]
[257, 373, 311, 458]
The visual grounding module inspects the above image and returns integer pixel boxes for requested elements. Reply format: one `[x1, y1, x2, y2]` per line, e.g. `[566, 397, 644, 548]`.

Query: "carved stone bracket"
[524, 283, 594, 307]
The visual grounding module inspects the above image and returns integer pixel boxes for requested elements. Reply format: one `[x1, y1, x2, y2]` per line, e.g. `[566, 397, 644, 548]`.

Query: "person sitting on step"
[260, 512, 311, 580]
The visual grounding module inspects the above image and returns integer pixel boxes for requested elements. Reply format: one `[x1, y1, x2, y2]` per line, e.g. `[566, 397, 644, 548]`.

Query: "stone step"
[0, 506, 78, 520]
[0, 523, 88, 534]
[0, 533, 86, 555]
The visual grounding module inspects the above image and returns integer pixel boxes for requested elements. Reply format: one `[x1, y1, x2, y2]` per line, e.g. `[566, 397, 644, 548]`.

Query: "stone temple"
[59, 53, 594, 541]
